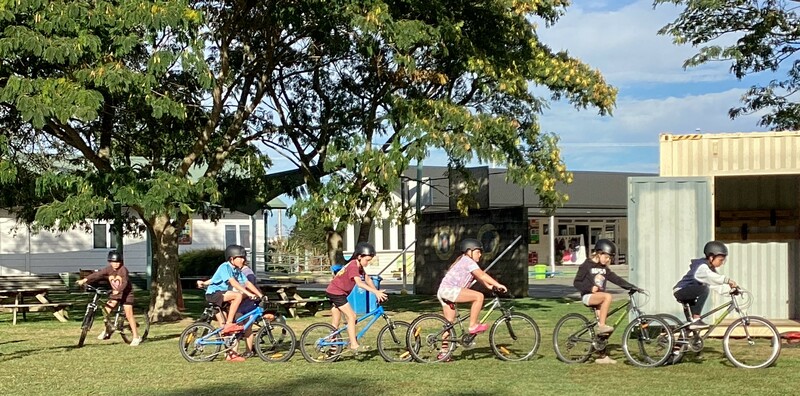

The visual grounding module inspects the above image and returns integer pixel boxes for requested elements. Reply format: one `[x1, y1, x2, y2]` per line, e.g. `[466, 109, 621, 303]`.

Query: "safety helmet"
[594, 239, 617, 256]
[107, 250, 123, 262]
[460, 238, 484, 254]
[353, 242, 376, 257]
[703, 241, 728, 257]
[225, 244, 247, 261]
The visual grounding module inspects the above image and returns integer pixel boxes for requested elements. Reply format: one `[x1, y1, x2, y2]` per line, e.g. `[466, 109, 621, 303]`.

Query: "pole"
[549, 215, 556, 275]
[469, 235, 522, 288]
[400, 181, 408, 293]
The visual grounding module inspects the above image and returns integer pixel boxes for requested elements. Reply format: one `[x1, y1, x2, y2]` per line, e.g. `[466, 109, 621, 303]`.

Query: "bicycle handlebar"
[83, 284, 111, 295]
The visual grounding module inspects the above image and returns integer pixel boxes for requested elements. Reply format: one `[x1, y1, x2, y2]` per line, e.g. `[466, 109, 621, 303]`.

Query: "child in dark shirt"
[76, 250, 142, 346]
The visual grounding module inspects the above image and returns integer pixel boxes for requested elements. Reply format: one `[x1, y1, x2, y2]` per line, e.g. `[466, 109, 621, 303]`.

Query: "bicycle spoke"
[407, 314, 455, 363]
[723, 316, 781, 369]
[553, 313, 594, 364]
[489, 313, 540, 361]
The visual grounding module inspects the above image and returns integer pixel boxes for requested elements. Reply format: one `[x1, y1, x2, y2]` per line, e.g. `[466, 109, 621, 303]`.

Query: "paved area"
[295, 265, 631, 301]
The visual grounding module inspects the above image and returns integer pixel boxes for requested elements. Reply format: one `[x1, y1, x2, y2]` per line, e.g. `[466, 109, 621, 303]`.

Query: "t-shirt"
[241, 266, 257, 284]
[326, 260, 365, 296]
[206, 262, 247, 295]
[84, 264, 132, 298]
[572, 258, 634, 296]
[438, 255, 480, 290]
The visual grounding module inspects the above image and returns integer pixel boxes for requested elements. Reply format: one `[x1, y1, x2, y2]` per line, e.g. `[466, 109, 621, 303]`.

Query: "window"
[382, 219, 392, 251]
[225, 224, 251, 249]
[93, 223, 117, 249]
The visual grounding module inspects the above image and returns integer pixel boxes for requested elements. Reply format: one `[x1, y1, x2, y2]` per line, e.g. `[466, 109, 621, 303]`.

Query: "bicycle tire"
[77, 306, 96, 347]
[489, 312, 541, 361]
[299, 323, 342, 363]
[255, 322, 296, 363]
[552, 313, 594, 364]
[621, 314, 674, 368]
[406, 313, 456, 363]
[377, 320, 413, 362]
[657, 313, 687, 365]
[723, 316, 781, 369]
[178, 322, 221, 362]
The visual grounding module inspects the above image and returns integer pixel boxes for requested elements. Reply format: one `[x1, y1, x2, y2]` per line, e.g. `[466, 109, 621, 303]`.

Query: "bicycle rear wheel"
[723, 316, 781, 369]
[657, 313, 687, 365]
[552, 313, 594, 364]
[299, 323, 342, 363]
[178, 322, 221, 362]
[621, 315, 673, 368]
[255, 322, 296, 362]
[77, 307, 96, 347]
[489, 313, 541, 361]
[406, 313, 456, 363]
[377, 320, 413, 362]
[119, 310, 151, 344]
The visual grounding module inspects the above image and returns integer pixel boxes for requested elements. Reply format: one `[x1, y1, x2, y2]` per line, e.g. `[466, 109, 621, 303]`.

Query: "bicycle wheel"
[406, 313, 456, 363]
[377, 320, 412, 362]
[489, 312, 541, 361]
[178, 322, 222, 362]
[255, 322, 296, 363]
[77, 307, 96, 347]
[299, 323, 343, 363]
[552, 313, 594, 364]
[621, 315, 674, 368]
[657, 313, 687, 365]
[119, 310, 151, 344]
[723, 316, 781, 369]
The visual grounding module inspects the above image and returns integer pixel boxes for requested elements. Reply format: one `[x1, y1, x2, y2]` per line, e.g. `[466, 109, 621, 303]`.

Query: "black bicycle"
[77, 284, 150, 347]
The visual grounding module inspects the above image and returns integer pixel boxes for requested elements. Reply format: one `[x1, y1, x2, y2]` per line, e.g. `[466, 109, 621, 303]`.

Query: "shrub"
[179, 248, 225, 277]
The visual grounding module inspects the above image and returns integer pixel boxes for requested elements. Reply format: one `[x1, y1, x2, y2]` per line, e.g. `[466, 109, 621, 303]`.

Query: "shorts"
[206, 291, 226, 307]
[581, 294, 593, 306]
[326, 292, 349, 308]
[437, 287, 462, 305]
[110, 291, 134, 305]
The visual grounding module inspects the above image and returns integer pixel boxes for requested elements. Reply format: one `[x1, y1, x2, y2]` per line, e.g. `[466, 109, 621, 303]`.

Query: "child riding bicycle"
[673, 240, 738, 330]
[76, 250, 142, 346]
[436, 238, 507, 360]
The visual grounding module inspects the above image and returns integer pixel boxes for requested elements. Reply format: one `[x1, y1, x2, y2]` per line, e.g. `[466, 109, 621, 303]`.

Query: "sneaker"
[436, 352, 454, 362]
[468, 324, 489, 335]
[596, 324, 614, 334]
[221, 323, 244, 335]
[97, 331, 109, 340]
[595, 355, 617, 364]
[225, 352, 246, 362]
[129, 337, 142, 347]
[241, 350, 254, 359]
[689, 319, 710, 330]
[349, 345, 370, 355]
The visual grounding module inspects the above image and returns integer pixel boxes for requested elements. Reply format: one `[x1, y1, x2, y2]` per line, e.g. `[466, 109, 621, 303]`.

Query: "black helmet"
[107, 250, 123, 262]
[225, 244, 247, 260]
[703, 241, 728, 257]
[353, 242, 376, 257]
[460, 238, 483, 253]
[594, 239, 616, 256]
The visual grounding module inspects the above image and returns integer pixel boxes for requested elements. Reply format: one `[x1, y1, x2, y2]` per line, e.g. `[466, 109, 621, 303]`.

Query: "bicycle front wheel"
[406, 313, 456, 363]
[489, 313, 541, 361]
[553, 313, 594, 364]
[77, 307, 96, 347]
[723, 316, 781, 369]
[119, 310, 151, 344]
[299, 323, 342, 363]
[178, 322, 221, 362]
[377, 320, 412, 362]
[255, 322, 296, 362]
[621, 315, 674, 368]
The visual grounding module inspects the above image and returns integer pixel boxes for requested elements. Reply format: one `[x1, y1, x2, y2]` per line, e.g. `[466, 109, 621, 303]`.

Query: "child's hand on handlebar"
[375, 290, 388, 302]
[495, 284, 508, 293]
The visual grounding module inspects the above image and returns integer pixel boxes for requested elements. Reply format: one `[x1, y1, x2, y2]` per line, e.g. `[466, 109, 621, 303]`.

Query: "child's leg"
[330, 305, 342, 328]
[453, 288, 484, 329]
[122, 304, 139, 338]
[586, 292, 612, 326]
[692, 287, 710, 318]
[223, 292, 243, 323]
[335, 303, 360, 349]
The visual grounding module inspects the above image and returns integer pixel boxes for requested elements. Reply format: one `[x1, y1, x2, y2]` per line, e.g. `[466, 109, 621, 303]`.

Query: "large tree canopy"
[656, 0, 800, 129]
[1, 0, 616, 321]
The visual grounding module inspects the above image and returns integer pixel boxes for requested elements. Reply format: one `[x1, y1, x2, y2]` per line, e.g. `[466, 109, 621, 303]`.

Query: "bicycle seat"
[676, 298, 696, 305]
[441, 299, 456, 310]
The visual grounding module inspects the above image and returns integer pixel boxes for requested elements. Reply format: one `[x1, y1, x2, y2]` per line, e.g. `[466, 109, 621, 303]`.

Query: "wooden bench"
[0, 274, 74, 325]
[258, 282, 328, 318]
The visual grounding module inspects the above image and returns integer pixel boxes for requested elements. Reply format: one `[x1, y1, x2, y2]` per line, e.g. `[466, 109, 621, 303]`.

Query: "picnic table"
[257, 282, 327, 318]
[0, 275, 74, 325]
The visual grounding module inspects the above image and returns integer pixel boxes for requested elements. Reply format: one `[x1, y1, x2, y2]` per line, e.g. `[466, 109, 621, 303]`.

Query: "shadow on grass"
[0, 343, 102, 362]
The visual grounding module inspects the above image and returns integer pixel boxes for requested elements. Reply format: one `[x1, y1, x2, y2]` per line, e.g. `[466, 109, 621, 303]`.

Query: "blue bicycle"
[299, 303, 412, 363]
[179, 296, 296, 362]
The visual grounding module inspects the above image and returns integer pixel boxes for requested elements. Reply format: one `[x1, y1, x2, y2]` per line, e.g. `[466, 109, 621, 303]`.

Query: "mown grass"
[1, 290, 797, 396]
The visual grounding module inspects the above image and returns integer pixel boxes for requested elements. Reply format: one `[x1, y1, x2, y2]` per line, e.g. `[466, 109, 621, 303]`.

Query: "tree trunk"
[356, 215, 373, 243]
[148, 214, 182, 322]
[326, 228, 347, 266]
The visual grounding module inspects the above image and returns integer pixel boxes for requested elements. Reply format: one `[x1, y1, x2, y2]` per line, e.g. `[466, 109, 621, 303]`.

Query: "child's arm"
[471, 269, 506, 292]
[76, 267, 108, 286]
[244, 281, 263, 298]
[354, 277, 388, 301]
[228, 277, 256, 298]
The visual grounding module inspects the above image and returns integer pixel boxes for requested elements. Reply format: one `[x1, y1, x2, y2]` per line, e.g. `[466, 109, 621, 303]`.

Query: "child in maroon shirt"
[325, 242, 387, 353]
[76, 250, 142, 346]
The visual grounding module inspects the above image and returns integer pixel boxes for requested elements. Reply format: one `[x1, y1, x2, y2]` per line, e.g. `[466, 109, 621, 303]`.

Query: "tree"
[656, 0, 800, 129]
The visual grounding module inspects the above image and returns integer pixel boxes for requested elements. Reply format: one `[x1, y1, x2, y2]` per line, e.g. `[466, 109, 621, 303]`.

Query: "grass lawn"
[1, 290, 797, 396]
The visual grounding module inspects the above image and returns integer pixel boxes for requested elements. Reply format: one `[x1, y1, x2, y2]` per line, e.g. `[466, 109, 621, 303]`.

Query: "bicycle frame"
[317, 305, 390, 348]
[194, 301, 268, 349]
[674, 291, 742, 343]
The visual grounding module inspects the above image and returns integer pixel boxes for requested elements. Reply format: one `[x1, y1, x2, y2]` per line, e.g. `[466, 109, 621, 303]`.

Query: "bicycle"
[552, 289, 674, 367]
[179, 296, 296, 362]
[77, 284, 151, 347]
[406, 288, 541, 363]
[299, 302, 412, 363]
[664, 286, 781, 369]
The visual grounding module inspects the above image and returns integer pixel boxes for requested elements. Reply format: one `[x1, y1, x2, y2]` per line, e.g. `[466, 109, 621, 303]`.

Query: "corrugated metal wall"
[628, 177, 713, 319]
[713, 242, 792, 319]
[660, 131, 800, 177]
